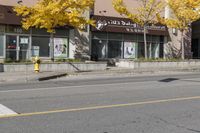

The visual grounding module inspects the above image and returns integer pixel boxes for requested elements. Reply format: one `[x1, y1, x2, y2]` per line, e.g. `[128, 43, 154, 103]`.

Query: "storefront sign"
[5, 25, 29, 34]
[20, 38, 29, 44]
[124, 42, 137, 59]
[92, 15, 168, 35]
[54, 38, 68, 58]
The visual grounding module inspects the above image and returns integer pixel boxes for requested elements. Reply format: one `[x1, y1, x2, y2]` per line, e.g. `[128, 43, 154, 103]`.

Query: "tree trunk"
[144, 25, 148, 59]
[50, 33, 54, 62]
[181, 30, 185, 60]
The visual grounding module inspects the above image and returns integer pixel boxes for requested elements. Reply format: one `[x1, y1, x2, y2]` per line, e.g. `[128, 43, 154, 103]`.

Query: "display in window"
[124, 42, 137, 58]
[54, 38, 68, 58]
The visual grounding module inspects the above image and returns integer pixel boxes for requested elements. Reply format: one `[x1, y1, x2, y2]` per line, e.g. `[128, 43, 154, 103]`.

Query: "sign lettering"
[92, 15, 169, 35]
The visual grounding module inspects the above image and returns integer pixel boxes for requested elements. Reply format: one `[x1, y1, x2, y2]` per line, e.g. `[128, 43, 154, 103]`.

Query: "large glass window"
[19, 36, 29, 60]
[6, 35, 17, 60]
[0, 25, 5, 33]
[138, 42, 145, 58]
[92, 32, 107, 40]
[150, 43, 159, 58]
[54, 29, 69, 37]
[108, 40, 122, 58]
[32, 28, 50, 35]
[108, 33, 123, 40]
[124, 34, 137, 41]
[91, 32, 164, 59]
[32, 36, 50, 57]
[139, 42, 159, 58]
[91, 39, 106, 59]
[0, 35, 4, 56]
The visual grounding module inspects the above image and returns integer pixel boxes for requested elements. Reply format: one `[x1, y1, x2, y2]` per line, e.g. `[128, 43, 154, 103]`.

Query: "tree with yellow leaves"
[158, 0, 200, 59]
[14, 0, 95, 33]
[113, 0, 164, 59]
[14, 0, 94, 61]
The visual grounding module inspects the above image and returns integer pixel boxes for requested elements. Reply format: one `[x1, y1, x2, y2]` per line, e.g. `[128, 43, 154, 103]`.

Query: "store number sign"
[14, 28, 23, 33]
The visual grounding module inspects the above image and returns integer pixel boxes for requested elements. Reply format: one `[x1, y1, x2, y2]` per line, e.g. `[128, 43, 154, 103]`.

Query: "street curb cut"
[38, 73, 68, 81]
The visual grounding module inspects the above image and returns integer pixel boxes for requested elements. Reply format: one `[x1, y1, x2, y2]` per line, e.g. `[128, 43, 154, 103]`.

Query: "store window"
[32, 36, 50, 57]
[6, 35, 17, 60]
[54, 38, 69, 58]
[150, 43, 159, 58]
[108, 33, 123, 40]
[138, 34, 144, 42]
[91, 39, 106, 60]
[108, 40, 122, 58]
[124, 34, 137, 41]
[138, 42, 145, 58]
[0, 25, 5, 33]
[92, 32, 107, 40]
[0, 35, 4, 56]
[124, 42, 138, 59]
[32, 28, 50, 35]
[159, 36, 164, 58]
[138, 42, 160, 58]
[54, 29, 69, 37]
[152, 35, 160, 43]
[91, 32, 164, 59]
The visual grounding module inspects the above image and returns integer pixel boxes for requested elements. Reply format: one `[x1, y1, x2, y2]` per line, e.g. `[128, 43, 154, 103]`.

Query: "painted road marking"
[0, 96, 200, 119]
[0, 104, 17, 117]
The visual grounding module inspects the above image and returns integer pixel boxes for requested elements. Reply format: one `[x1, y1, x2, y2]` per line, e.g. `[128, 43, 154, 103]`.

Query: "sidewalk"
[1, 67, 200, 84]
[0, 71, 67, 84]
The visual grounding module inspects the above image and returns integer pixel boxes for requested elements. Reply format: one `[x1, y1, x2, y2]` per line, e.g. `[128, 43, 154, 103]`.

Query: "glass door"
[91, 39, 106, 59]
[6, 35, 17, 61]
[19, 36, 29, 61]
[6, 35, 29, 61]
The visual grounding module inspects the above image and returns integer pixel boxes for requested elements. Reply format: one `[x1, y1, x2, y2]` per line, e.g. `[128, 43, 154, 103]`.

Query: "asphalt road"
[1, 73, 200, 133]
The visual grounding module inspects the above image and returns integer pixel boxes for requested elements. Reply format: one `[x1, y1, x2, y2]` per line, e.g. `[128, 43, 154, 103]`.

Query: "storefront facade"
[0, 0, 196, 62]
[0, 5, 72, 62]
[0, 25, 70, 62]
[91, 15, 168, 60]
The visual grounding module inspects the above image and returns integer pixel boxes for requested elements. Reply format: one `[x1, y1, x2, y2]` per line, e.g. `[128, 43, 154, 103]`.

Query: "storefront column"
[69, 29, 75, 59]
[163, 36, 169, 59]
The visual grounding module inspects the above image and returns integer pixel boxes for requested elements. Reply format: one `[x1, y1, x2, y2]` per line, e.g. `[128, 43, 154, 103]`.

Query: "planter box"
[0, 62, 107, 72]
[116, 60, 200, 70]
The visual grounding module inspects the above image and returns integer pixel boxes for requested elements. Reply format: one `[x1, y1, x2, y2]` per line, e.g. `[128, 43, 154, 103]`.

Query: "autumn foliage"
[14, 0, 95, 32]
[158, 0, 200, 31]
[113, 0, 164, 59]
[158, 0, 200, 59]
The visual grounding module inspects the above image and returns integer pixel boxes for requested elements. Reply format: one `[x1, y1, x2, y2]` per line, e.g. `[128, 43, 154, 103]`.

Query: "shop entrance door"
[107, 40, 122, 58]
[18, 36, 29, 61]
[6, 35, 29, 61]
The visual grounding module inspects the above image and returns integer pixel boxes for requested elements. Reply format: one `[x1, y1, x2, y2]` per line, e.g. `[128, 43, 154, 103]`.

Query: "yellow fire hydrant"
[33, 56, 40, 73]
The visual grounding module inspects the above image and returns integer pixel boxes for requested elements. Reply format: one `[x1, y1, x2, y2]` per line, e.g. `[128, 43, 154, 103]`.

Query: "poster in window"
[54, 38, 68, 58]
[20, 38, 29, 44]
[32, 46, 40, 56]
[124, 42, 136, 58]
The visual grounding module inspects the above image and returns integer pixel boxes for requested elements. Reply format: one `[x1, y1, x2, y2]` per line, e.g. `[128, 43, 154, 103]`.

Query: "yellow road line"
[1, 96, 200, 119]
